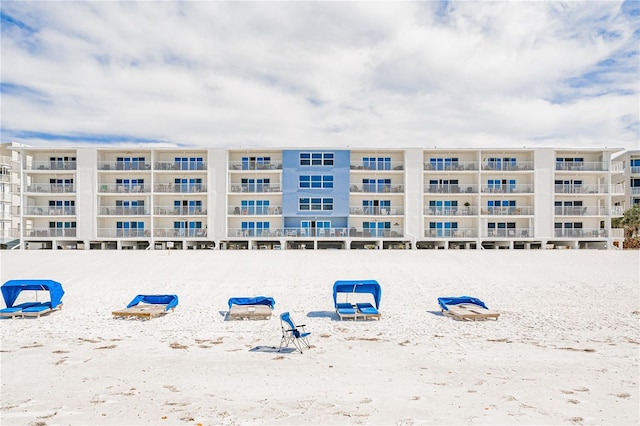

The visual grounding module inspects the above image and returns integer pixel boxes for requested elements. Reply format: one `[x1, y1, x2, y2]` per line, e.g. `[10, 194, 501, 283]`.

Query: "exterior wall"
[4, 144, 629, 250]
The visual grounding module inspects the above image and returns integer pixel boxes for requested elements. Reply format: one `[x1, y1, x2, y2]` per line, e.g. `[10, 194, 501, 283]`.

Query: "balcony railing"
[479, 206, 534, 215]
[99, 206, 149, 215]
[229, 161, 282, 171]
[154, 206, 207, 215]
[99, 161, 151, 171]
[350, 161, 404, 171]
[97, 228, 150, 238]
[425, 228, 479, 238]
[555, 162, 607, 171]
[25, 228, 77, 237]
[24, 206, 76, 215]
[25, 160, 76, 171]
[98, 184, 149, 193]
[480, 184, 533, 194]
[631, 187, 640, 195]
[481, 161, 534, 171]
[631, 166, 640, 175]
[229, 183, 281, 193]
[154, 228, 208, 238]
[155, 161, 207, 171]
[350, 206, 404, 215]
[25, 184, 75, 193]
[424, 161, 479, 171]
[350, 183, 404, 193]
[553, 229, 608, 238]
[483, 228, 533, 238]
[229, 205, 281, 215]
[554, 206, 608, 216]
[424, 206, 478, 216]
[554, 184, 607, 194]
[424, 184, 478, 194]
[154, 183, 206, 193]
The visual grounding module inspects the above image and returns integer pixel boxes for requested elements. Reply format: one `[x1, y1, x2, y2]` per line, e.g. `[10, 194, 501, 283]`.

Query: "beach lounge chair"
[333, 280, 382, 321]
[278, 312, 311, 354]
[356, 302, 382, 320]
[227, 296, 275, 320]
[335, 302, 358, 320]
[0, 280, 65, 319]
[0, 302, 41, 319]
[112, 294, 179, 320]
[438, 296, 500, 321]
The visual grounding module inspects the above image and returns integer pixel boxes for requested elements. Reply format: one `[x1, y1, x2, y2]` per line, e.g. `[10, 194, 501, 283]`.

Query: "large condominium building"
[2, 144, 630, 250]
[612, 150, 640, 211]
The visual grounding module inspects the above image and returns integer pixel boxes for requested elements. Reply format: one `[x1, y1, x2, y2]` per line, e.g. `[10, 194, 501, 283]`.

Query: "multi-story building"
[0, 142, 22, 249]
[612, 150, 640, 213]
[5, 145, 629, 250]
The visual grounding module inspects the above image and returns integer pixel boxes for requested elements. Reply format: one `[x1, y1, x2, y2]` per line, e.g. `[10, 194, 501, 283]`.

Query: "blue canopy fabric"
[438, 296, 488, 311]
[333, 280, 382, 309]
[127, 294, 179, 311]
[227, 296, 275, 310]
[1, 280, 65, 309]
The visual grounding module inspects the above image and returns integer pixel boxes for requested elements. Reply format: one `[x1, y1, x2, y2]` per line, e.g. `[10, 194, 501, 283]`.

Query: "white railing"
[98, 184, 149, 193]
[25, 184, 75, 193]
[24, 206, 76, 215]
[154, 206, 207, 215]
[24, 228, 77, 237]
[229, 183, 281, 193]
[351, 206, 404, 215]
[98, 206, 149, 215]
[425, 228, 479, 238]
[229, 205, 281, 215]
[350, 183, 404, 193]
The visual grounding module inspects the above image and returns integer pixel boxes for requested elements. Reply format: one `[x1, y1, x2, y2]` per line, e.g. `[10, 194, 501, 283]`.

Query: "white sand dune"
[1, 250, 638, 425]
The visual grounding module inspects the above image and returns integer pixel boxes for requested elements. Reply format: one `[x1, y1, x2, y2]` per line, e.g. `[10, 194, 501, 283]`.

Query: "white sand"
[1, 250, 638, 425]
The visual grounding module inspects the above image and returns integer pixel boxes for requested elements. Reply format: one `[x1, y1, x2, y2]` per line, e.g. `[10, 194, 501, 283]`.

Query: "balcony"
[154, 228, 208, 238]
[99, 161, 150, 171]
[425, 206, 477, 216]
[480, 184, 532, 194]
[350, 206, 403, 215]
[480, 206, 533, 215]
[99, 206, 149, 216]
[229, 161, 282, 171]
[25, 184, 75, 193]
[554, 206, 607, 216]
[24, 206, 76, 216]
[553, 229, 608, 238]
[229, 205, 281, 215]
[97, 228, 150, 238]
[230, 183, 280, 193]
[424, 161, 478, 171]
[424, 184, 478, 194]
[155, 161, 207, 171]
[483, 228, 532, 238]
[154, 206, 207, 215]
[25, 228, 77, 237]
[350, 183, 404, 193]
[555, 162, 607, 172]
[481, 161, 533, 171]
[99, 184, 149, 193]
[25, 160, 76, 171]
[153, 183, 206, 193]
[425, 228, 478, 238]
[554, 184, 607, 194]
[350, 161, 404, 171]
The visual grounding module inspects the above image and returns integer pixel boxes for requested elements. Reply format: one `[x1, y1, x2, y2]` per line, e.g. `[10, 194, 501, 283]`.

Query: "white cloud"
[1, 1, 638, 149]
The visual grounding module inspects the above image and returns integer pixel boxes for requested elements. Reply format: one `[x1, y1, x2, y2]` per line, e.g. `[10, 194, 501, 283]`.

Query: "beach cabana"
[0, 279, 65, 319]
[333, 280, 382, 320]
[438, 296, 500, 321]
[112, 294, 179, 320]
[227, 296, 275, 320]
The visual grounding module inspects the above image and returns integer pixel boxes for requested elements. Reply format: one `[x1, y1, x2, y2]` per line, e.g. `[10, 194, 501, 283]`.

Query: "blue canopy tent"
[1, 279, 65, 309]
[333, 280, 382, 309]
[437, 296, 488, 311]
[127, 294, 179, 312]
[227, 296, 275, 310]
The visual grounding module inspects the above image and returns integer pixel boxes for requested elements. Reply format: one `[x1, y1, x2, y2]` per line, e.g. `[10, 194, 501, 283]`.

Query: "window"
[362, 178, 391, 192]
[299, 175, 333, 189]
[300, 152, 334, 166]
[363, 157, 391, 170]
[241, 221, 269, 237]
[363, 221, 391, 237]
[487, 200, 515, 214]
[117, 156, 146, 170]
[487, 222, 515, 237]
[362, 200, 391, 215]
[49, 221, 76, 236]
[429, 200, 458, 215]
[299, 197, 333, 211]
[242, 156, 269, 170]
[429, 157, 459, 171]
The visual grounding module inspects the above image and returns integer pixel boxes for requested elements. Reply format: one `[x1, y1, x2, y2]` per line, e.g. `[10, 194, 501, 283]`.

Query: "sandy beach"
[0, 250, 638, 425]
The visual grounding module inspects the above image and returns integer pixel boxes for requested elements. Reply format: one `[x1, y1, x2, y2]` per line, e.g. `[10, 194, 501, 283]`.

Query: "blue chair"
[278, 312, 311, 353]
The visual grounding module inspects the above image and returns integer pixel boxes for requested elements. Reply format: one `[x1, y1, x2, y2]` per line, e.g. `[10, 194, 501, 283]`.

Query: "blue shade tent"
[437, 296, 488, 311]
[127, 294, 179, 312]
[333, 280, 382, 309]
[227, 296, 275, 310]
[1, 280, 65, 309]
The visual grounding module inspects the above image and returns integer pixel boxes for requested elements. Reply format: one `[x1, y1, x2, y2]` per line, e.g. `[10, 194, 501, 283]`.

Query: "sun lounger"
[0, 302, 41, 319]
[112, 304, 170, 320]
[356, 302, 382, 320]
[438, 296, 500, 321]
[336, 302, 358, 320]
[227, 297, 275, 320]
[112, 294, 178, 320]
[229, 304, 273, 320]
[20, 302, 62, 318]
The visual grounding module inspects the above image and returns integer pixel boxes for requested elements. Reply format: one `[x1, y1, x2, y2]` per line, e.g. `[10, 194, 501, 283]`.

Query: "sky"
[1, 1, 639, 150]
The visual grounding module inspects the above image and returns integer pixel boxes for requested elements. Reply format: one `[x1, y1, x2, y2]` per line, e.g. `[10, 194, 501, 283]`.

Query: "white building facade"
[4, 145, 629, 250]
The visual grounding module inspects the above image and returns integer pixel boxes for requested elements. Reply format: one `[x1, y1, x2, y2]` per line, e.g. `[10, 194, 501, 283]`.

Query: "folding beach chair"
[278, 312, 311, 353]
